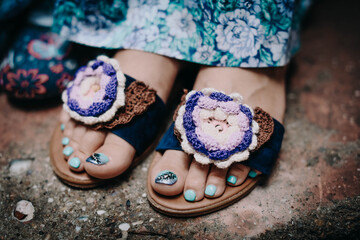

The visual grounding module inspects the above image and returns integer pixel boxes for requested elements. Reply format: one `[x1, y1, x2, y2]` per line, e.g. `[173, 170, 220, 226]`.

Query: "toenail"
[205, 185, 217, 197]
[63, 146, 73, 156]
[69, 157, 81, 169]
[248, 170, 257, 178]
[86, 153, 109, 165]
[184, 190, 196, 202]
[227, 175, 237, 185]
[155, 171, 177, 185]
[60, 124, 65, 131]
[62, 137, 70, 145]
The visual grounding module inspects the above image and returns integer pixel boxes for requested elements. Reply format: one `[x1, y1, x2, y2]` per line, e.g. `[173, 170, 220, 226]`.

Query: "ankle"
[193, 66, 286, 122]
[113, 50, 180, 102]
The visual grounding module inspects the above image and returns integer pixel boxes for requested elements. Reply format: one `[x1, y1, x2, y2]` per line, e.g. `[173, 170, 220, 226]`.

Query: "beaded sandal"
[147, 89, 284, 217]
[50, 56, 166, 188]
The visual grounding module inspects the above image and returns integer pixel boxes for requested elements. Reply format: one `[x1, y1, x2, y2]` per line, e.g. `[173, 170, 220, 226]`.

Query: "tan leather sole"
[147, 152, 262, 217]
[50, 122, 154, 189]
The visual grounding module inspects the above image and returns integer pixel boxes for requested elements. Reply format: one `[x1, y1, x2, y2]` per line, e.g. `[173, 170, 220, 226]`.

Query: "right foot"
[150, 66, 286, 201]
[60, 50, 180, 179]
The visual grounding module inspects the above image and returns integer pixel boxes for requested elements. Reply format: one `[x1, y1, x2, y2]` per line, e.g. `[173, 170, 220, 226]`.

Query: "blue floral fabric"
[53, 0, 311, 68]
[0, 26, 78, 99]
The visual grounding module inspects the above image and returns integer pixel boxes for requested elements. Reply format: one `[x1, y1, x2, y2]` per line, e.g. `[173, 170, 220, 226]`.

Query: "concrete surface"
[1, 0, 359, 239]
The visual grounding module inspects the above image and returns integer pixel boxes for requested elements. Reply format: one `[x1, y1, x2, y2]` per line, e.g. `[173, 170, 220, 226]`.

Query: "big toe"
[150, 150, 191, 196]
[84, 133, 136, 179]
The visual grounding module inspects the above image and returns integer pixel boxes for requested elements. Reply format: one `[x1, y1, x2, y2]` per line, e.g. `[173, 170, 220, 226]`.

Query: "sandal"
[147, 88, 284, 217]
[50, 55, 166, 188]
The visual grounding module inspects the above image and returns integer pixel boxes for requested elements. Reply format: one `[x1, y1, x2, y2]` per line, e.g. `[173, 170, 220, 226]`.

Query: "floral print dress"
[53, 0, 311, 68]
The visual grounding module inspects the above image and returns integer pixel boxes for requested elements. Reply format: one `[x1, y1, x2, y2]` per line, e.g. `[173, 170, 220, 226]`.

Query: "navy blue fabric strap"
[156, 122, 183, 152]
[111, 75, 166, 155]
[155, 119, 285, 175]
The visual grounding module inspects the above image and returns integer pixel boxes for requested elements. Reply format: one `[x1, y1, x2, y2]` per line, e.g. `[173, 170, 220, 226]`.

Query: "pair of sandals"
[50, 56, 284, 217]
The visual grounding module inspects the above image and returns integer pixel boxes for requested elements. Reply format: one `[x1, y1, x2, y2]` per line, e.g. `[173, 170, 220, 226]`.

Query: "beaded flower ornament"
[174, 88, 274, 169]
[62, 55, 126, 125]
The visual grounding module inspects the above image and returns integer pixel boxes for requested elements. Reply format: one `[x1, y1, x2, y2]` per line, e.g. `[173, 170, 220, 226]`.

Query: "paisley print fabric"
[53, 0, 311, 67]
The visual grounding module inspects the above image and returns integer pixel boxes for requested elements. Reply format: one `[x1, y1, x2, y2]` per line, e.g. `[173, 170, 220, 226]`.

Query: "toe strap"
[156, 122, 183, 152]
[156, 119, 284, 175]
[111, 88, 166, 155]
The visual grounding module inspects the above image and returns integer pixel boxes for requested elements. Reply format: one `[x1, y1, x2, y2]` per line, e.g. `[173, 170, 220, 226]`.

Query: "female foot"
[58, 50, 180, 180]
[150, 66, 286, 201]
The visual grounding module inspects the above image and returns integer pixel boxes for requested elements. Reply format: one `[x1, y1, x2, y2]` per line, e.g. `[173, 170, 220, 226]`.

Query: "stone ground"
[1, 0, 359, 239]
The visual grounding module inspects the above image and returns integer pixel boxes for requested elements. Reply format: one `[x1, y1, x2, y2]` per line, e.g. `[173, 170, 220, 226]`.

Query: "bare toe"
[84, 133, 136, 179]
[226, 163, 251, 186]
[204, 166, 228, 198]
[150, 150, 191, 196]
[68, 128, 106, 172]
[183, 161, 209, 202]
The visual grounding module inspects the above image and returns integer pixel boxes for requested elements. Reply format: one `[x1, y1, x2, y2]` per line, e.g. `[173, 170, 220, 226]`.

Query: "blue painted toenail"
[63, 146, 73, 156]
[62, 137, 70, 145]
[69, 157, 81, 169]
[155, 171, 177, 185]
[205, 185, 217, 197]
[248, 170, 257, 178]
[86, 153, 109, 165]
[227, 175, 237, 185]
[184, 190, 196, 202]
[60, 124, 65, 131]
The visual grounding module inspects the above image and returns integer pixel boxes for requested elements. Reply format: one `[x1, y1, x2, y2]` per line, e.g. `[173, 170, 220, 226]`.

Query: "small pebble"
[149, 218, 154, 222]
[75, 226, 81, 233]
[141, 193, 147, 198]
[119, 223, 130, 231]
[97, 210, 106, 215]
[132, 221, 143, 226]
[9, 159, 33, 175]
[78, 216, 89, 221]
[126, 200, 131, 208]
[13, 200, 35, 222]
[86, 198, 95, 204]
[48, 198, 54, 203]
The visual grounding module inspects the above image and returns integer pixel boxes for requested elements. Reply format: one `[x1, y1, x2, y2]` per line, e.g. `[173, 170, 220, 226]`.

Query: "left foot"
[150, 66, 286, 201]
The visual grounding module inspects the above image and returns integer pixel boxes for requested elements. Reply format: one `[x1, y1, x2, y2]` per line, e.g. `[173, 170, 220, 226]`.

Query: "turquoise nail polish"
[248, 170, 257, 178]
[60, 124, 65, 131]
[62, 137, 70, 145]
[184, 190, 196, 202]
[69, 157, 81, 169]
[227, 175, 237, 185]
[63, 146, 73, 156]
[86, 153, 109, 165]
[205, 185, 217, 197]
